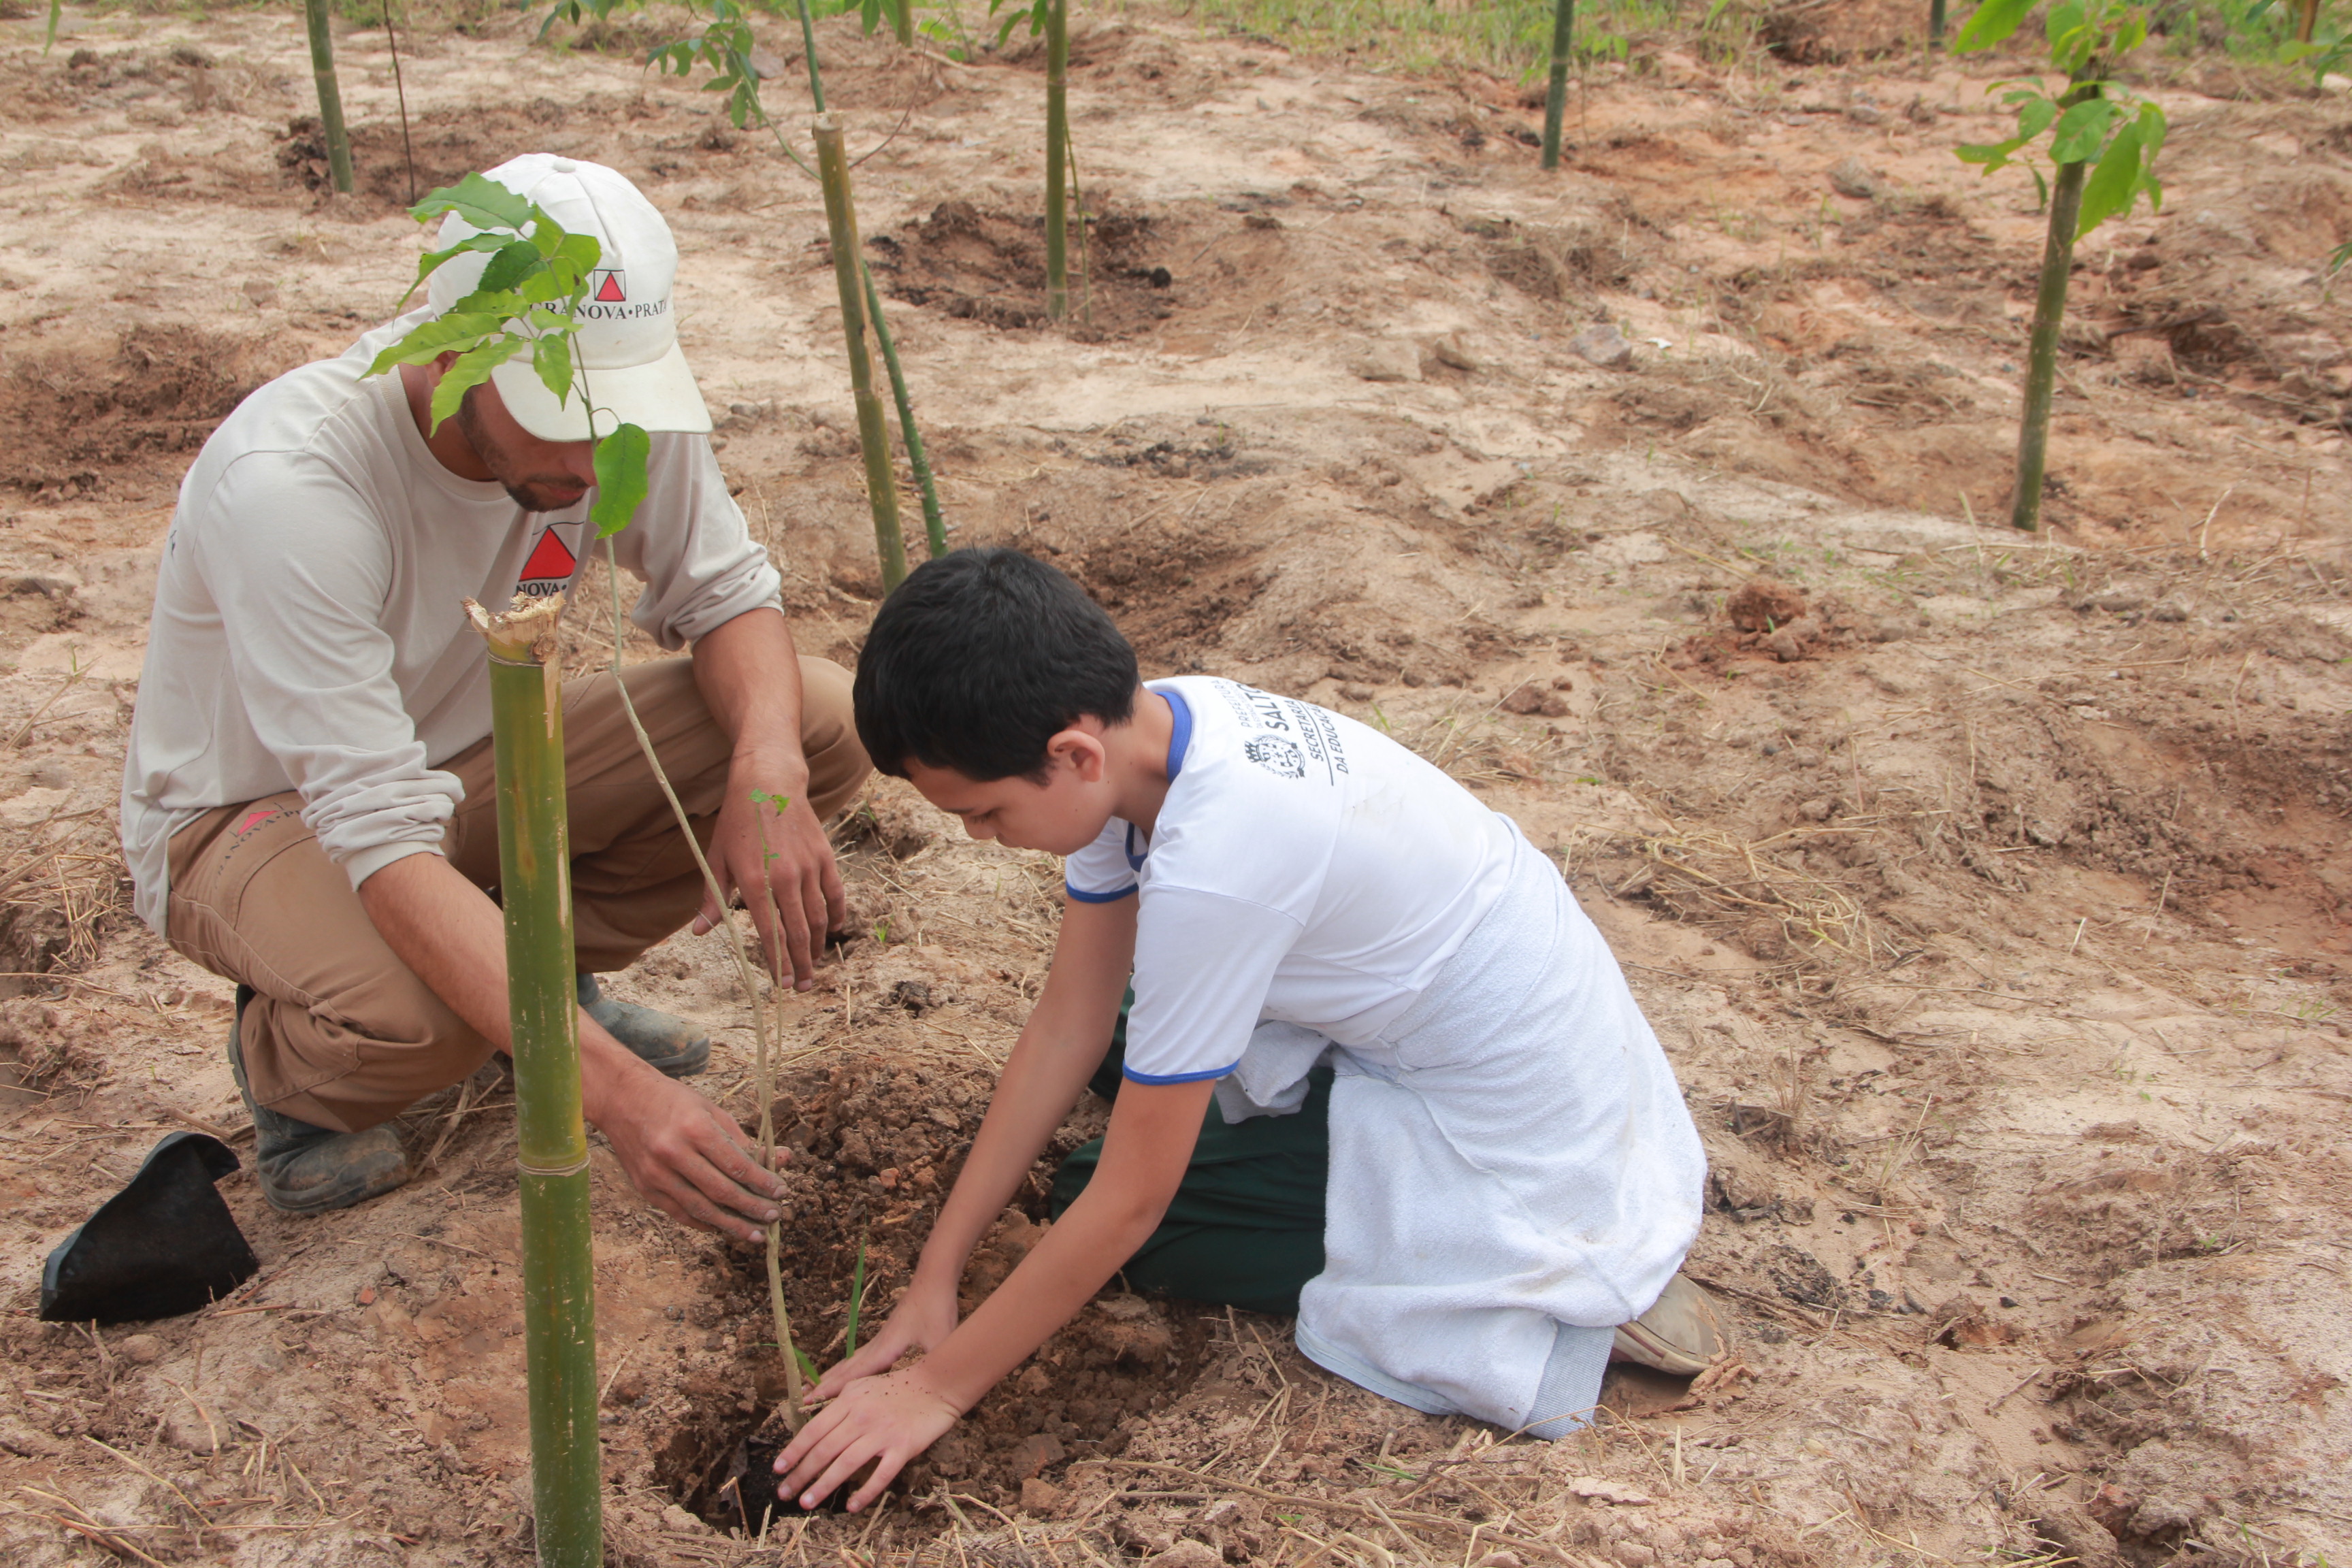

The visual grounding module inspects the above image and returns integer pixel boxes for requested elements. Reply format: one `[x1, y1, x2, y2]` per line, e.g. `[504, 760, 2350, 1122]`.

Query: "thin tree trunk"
[896, 0, 915, 46]
[302, 0, 354, 195]
[863, 262, 947, 559]
[2296, 0, 2320, 43]
[467, 592, 600, 1568]
[1045, 0, 1070, 320]
[1541, 0, 1575, 172]
[2010, 125, 2091, 533]
[1929, 0, 1947, 46]
[815, 118, 909, 589]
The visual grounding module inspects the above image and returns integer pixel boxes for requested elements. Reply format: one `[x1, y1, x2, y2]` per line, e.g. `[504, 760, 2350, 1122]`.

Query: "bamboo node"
[517, 1153, 590, 1178]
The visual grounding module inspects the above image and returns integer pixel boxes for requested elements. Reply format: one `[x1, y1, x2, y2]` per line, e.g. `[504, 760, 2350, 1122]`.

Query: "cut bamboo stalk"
[1541, 0, 1575, 171]
[463, 590, 600, 1568]
[862, 261, 947, 559]
[1929, 0, 1948, 46]
[814, 116, 909, 589]
[1044, 0, 1071, 320]
[2009, 86, 2095, 534]
[301, 0, 355, 195]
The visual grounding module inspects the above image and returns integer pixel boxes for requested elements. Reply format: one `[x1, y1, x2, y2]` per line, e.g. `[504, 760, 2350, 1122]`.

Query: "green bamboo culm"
[1929, 0, 1947, 46]
[466, 591, 602, 1568]
[2009, 86, 2097, 533]
[1044, 0, 1071, 320]
[1540, 0, 1575, 172]
[863, 261, 948, 559]
[814, 117, 910, 589]
[301, 0, 355, 195]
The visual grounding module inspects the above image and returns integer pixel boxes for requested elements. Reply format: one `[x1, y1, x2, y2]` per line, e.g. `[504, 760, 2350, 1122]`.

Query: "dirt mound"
[656, 1054, 1214, 1526]
[276, 96, 654, 211]
[0, 323, 302, 498]
[872, 201, 1183, 340]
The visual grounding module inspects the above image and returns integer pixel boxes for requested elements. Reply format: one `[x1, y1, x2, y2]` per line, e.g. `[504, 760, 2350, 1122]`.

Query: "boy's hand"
[812, 1279, 960, 1401]
[774, 1367, 958, 1513]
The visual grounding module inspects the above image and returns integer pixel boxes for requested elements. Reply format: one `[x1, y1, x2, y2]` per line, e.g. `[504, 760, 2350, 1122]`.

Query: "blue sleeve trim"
[1122, 1060, 1241, 1085]
[1065, 882, 1139, 904]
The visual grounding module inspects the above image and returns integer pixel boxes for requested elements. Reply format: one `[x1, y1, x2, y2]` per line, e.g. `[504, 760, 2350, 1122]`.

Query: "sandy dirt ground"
[1, 1, 2349, 1565]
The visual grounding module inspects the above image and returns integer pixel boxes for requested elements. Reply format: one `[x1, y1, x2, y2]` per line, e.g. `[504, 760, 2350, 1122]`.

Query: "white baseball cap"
[425, 153, 711, 442]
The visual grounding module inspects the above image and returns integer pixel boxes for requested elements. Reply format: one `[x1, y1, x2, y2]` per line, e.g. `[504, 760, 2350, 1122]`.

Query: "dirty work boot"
[576, 973, 710, 1077]
[1612, 1273, 1727, 1376]
[229, 987, 412, 1216]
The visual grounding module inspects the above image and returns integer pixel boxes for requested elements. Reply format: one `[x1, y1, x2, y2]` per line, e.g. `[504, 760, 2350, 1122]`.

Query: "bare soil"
[1, 3, 2349, 1567]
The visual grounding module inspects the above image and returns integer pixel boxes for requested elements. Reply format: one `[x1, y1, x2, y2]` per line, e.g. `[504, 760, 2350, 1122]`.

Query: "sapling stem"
[2010, 83, 2097, 534]
[796, 0, 828, 114]
[383, 0, 418, 205]
[1044, 0, 1071, 320]
[1541, 0, 1575, 171]
[846, 1240, 868, 1355]
[465, 591, 600, 1568]
[862, 261, 947, 558]
[597, 545, 806, 1429]
[815, 116, 910, 589]
[301, 0, 355, 195]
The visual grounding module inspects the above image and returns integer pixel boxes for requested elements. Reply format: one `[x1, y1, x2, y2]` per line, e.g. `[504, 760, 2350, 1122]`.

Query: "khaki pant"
[165, 657, 869, 1134]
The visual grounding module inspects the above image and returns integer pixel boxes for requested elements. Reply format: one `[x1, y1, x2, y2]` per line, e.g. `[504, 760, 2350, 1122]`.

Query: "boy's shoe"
[229, 987, 412, 1216]
[576, 972, 710, 1077]
[1612, 1273, 1725, 1376]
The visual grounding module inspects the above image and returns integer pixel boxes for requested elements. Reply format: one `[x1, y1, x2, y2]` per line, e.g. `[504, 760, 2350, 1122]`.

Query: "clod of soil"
[657, 1057, 1213, 1528]
[872, 201, 1183, 341]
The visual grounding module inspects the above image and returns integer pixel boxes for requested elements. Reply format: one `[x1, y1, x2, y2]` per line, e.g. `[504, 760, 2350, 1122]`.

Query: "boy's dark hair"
[853, 547, 1139, 781]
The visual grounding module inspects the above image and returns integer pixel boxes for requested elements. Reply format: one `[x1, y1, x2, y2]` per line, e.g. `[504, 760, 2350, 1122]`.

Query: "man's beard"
[455, 387, 589, 514]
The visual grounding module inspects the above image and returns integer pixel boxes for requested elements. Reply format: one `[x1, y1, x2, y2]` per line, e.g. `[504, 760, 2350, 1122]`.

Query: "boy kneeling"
[779, 549, 1712, 1510]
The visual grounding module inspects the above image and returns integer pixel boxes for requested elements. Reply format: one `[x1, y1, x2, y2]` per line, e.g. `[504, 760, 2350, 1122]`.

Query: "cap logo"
[591, 269, 626, 303]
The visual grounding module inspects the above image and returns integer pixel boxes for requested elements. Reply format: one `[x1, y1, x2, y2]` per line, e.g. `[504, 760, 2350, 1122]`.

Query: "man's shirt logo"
[518, 529, 578, 598]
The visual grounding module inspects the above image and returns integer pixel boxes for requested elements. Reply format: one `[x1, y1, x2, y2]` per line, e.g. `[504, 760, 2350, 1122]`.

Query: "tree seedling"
[1953, 0, 2166, 531]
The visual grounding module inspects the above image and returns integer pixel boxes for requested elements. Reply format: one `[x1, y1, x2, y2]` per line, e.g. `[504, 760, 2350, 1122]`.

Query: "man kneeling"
[774, 547, 1716, 1512]
[120, 154, 868, 1237]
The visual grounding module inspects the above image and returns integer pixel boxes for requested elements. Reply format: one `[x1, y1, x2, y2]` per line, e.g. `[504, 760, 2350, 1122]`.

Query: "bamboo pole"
[1541, 0, 1575, 172]
[862, 261, 947, 559]
[301, 0, 355, 195]
[2009, 86, 2095, 534]
[895, 0, 915, 46]
[1044, 0, 1071, 320]
[814, 117, 909, 589]
[1929, 0, 1947, 46]
[464, 591, 600, 1568]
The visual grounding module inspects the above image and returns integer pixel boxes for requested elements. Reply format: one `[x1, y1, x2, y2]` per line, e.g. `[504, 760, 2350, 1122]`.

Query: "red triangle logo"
[520, 529, 578, 582]
[594, 272, 625, 302]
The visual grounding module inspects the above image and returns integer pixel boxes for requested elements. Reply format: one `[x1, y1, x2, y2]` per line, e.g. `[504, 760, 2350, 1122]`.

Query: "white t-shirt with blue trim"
[1064, 678, 1518, 1085]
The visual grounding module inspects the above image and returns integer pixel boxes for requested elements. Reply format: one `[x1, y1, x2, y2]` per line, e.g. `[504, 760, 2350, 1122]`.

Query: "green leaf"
[2073, 121, 2139, 236]
[2050, 98, 2119, 163]
[532, 333, 576, 406]
[1953, 0, 2035, 52]
[429, 338, 527, 431]
[547, 232, 602, 293]
[476, 238, 544, 296]
[44, 0, 61, 55]
[2016, 94, 2059, 142]
[365, 310, 510, 375]
[590, 423, 651, 536]
[408, 172, 536, 235]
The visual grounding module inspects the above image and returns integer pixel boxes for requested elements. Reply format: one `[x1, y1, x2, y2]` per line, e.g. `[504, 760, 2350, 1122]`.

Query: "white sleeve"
[195, 453, 461, 887]
[1063, 818, 1139, 903]
[608, 434, 783, 649]
[1122, 887, 1302, 1083]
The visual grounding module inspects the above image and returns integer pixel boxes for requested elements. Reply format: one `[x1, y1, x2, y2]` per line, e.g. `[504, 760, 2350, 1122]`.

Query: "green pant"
[1049, 999, 1330, 1316]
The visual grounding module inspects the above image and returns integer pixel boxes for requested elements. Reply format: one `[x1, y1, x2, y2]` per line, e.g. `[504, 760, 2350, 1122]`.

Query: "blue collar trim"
[1161, 687, 1193, 781]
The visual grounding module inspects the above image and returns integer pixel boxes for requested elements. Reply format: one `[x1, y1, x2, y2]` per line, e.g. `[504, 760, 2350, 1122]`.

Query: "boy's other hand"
[812, 1280, 959, 1401]
[775, 1367, 958, 1513]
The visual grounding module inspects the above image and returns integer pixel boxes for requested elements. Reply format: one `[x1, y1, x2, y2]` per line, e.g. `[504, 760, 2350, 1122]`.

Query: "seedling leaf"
[408, 172, 538, 235]
[2050, 97, 2121, 162]
[532, 333, 575, 406]
[1954, 0, 2035, 50]
[2075, 119, 2144, 235]
[845, 1240, 867, 1357]
[590, 423, 651, 537]
[429, 337, 527, 431]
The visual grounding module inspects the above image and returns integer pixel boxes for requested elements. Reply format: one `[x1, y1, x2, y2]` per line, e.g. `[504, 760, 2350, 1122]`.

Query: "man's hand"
[776, 1366, 960, 1514]
[811, 1277, 960, 1401]
[581, 1031, 784, 1243]
[696, 755, 846, 990]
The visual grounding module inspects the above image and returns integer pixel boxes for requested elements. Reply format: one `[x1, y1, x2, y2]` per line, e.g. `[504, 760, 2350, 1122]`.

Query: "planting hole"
[653, 1055, 1217, 1533]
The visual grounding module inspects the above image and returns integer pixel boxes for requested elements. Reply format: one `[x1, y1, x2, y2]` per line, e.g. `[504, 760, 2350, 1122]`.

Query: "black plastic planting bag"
[40, 1131, 258, 1323]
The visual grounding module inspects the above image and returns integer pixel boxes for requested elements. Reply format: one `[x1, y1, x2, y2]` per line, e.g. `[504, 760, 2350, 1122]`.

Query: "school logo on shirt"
[518, 528, 578, 599]
[1245, 735, 1305, 779]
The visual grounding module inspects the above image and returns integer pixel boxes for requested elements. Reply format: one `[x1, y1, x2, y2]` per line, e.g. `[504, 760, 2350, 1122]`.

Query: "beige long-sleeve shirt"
[120, 311, 781, 934]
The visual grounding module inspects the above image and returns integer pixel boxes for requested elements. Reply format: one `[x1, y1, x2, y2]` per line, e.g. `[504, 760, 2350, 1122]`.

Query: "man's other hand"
[581, 1032, 784, 1243]
[697, 757, 847, 990]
